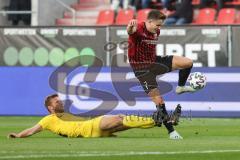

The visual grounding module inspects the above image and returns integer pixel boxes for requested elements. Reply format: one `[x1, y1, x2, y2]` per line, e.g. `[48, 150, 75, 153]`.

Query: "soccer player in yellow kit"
[8, 94, 182, 139]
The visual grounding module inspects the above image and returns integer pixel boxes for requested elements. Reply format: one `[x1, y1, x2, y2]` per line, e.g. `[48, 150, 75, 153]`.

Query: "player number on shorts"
[144, 81, 148, 90]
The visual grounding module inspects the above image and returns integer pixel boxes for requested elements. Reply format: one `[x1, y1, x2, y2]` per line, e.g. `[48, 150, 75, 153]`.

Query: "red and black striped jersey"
[128, 22, 160, 70]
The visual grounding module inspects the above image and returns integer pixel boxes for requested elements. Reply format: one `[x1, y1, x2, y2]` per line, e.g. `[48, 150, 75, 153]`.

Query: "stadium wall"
[232, 26, 240, 66]
[0, 0, 11, 26]
[0, 26, 240, 117]
[0, 26, 232, 67]
[0, 67, 240, 117]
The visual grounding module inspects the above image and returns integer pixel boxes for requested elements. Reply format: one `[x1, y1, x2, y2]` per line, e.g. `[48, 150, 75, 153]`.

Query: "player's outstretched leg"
[148, 88, 183, 139]
[100, 114, 157, 133]
[152, 110, 165, 127]
[169, 104, 182, 126]
[156, 103, 183, 139]
[172, 56, 196, 94]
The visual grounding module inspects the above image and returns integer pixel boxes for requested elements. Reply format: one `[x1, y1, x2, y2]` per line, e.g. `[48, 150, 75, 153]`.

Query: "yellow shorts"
[79, 116, 111, 138]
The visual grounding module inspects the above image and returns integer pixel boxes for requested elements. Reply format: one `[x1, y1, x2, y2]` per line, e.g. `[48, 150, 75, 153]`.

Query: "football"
[188, 72, 207, 90]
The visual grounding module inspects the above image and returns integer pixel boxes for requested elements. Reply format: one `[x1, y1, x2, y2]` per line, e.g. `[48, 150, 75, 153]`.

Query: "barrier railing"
[55, 0, 76, 25]
[0, 0, 76, 26]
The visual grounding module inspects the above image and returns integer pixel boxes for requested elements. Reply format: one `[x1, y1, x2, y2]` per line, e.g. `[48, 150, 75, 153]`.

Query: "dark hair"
[147, 9, 166, 20]
[44, 94, 58, 111]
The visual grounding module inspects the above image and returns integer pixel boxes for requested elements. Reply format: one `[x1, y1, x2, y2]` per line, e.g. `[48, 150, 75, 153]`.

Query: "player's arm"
[127, 19, 137, 35]
[8, 124, 42, 138]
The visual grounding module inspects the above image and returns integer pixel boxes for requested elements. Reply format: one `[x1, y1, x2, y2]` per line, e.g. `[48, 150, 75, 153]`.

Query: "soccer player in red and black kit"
[127, 9, 196, 139]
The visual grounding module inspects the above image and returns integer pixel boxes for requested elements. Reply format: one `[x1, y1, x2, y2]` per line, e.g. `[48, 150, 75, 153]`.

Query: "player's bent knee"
[114, 116, 124, 125]
[185, 58, 193, 68]
[117, 114, 125, 118]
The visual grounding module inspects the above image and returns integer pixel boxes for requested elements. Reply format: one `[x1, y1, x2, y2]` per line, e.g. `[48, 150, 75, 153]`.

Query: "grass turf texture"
[0, 116, 240, 160]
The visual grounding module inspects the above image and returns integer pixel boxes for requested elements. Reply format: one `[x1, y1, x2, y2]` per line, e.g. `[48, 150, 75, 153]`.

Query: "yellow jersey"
[38, 113, 109, 138]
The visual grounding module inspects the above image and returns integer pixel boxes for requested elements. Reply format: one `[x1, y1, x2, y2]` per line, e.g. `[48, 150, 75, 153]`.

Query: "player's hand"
[8, 133, 19, 138]
[127, 19, 137, 34]
[128, 19, 137, 28]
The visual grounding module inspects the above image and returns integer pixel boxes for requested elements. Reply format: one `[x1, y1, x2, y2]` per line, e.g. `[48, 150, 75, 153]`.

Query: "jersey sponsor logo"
[141, 39, 158, 45]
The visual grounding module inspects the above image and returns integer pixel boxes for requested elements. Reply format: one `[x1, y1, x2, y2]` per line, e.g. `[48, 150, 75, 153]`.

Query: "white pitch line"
[1, 150, 240, 159]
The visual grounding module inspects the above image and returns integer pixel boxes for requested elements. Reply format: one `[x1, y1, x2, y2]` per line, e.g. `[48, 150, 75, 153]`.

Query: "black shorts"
[133, 55, 173, 94]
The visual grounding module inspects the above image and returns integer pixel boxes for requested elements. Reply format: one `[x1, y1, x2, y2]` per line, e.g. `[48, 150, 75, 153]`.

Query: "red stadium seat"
[216, 8, 236, 24]
[225, 0, 240, 5]
[192, 8, 216, 24]
[96, 9, 115, 25]
[115, 9, 134, 25]
[136, 9, 151, 22]
[192, 0, 200, 5]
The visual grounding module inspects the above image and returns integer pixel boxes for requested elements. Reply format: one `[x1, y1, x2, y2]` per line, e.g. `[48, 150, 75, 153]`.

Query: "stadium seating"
[71, 4, 99, 10]
[56, 18, 96, 26]
[225, 0, 240, 5]
[192, 8, 216, 24]
[55, 0, 110, 26]
[216, 8, 236, 24]
[71, 3, 109, 11]
[192, 0, 200, 5]
[78, 0, 102, 3]
[115, 9, 134, 25]
[136, 9, 151, 22]
[150, 1, 162, 9]
[160, 9, 175, 16]
[55, 0, 240, 26]
[235, 10, 240, 24]
[96, 9, 114, 25]
[63, 12, 98, 19]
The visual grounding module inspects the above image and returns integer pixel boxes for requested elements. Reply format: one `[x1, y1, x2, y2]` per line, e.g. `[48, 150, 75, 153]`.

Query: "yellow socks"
[123, 115, 155, 128]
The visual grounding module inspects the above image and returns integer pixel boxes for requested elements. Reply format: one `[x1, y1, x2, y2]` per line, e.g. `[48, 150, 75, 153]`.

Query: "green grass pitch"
[0, 116, 240, 160]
